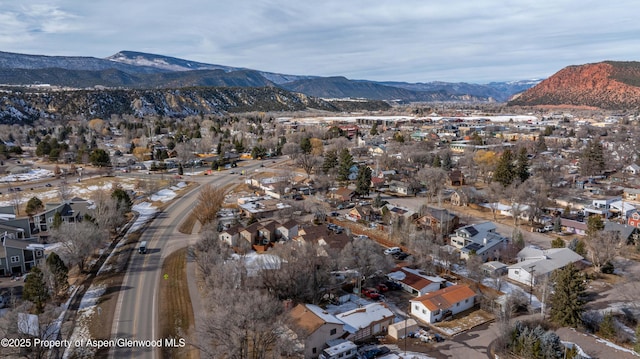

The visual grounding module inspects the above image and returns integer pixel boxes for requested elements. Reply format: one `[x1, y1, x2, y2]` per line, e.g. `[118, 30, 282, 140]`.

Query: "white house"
[507, 247, 583, 286]
[410, 285, 476, 324]
[335, 303, 395, 342]
[387, 267, 445, 296]
[276, 220, 299, 241]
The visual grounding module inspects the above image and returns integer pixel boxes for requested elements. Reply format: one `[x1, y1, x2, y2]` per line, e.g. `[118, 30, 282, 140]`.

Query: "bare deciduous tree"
[50, 221, 105, 272]
[339, 238, 395, 285]
[90, 190, 127, 235]
[193, 185, 226, 226]
[587, 230, 621, 273]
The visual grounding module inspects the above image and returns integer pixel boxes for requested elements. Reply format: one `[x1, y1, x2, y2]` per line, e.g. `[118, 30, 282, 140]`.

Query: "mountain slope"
[0, 87, 390, 124]
[0, 50, 163, 74]
[280, 76, 487, 102]
[508, 61, 640, 109]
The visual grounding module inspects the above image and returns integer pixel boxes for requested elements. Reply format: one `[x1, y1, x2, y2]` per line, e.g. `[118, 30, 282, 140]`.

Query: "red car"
[362, 288, 381, 300]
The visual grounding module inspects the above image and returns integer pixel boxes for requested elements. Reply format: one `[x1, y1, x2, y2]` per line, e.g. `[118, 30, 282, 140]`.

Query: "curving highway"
[109, 160, 269, 358]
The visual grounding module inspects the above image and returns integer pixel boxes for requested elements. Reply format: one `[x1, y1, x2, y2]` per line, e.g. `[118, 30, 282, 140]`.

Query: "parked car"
[393, 252, 409, 260]
[384, 247, 401, 255]
[385, 281, 402, 290]
[361, 346, 390, 359]
[543, 224, 555, 232]
[362, 287, 381, 300]
[375, 283, 389, 292]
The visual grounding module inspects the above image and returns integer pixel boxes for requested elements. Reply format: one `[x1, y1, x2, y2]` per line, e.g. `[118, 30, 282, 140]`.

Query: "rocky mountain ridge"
[0, 87, 390, 124]
[508, 61, 640, 110]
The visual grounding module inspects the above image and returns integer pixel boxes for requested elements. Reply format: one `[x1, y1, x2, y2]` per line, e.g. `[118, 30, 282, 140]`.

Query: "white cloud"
[1, 0, 640, 82]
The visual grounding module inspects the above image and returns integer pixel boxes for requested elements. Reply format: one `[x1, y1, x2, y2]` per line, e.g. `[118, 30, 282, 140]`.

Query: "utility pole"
[529, 265, 536, 306]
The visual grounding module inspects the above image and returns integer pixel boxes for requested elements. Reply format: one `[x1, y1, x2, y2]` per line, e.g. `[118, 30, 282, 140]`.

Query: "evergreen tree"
[586, 215, 605, 237]
[355, 165, 372, 197]
[23, 267, 49, 314]
[535, 135, 547, 153]
[52, 212, 63, 229]
[337, 148, 353, 182]
[25, 197, 44, 216]
[432, 155, 441, 168]
[550, 263, 586, 327]
[580, 140, 605, 176]
[89, 148, 111, 167]
[370, 123, 379, 136]
[372, 193, 385, 208]
[515, 147, 530, 183]
[568, 237, 587, 257]
[551, 237, 565, 248]
[300, 138, 312, 154]
[441, 152, 452, 170]
[112, 188, 133, 212]
[322, 149, 338, 175]
[46, 252, 68, 296]
[493, 149, 515, 187]
[251, 145, 267, 159]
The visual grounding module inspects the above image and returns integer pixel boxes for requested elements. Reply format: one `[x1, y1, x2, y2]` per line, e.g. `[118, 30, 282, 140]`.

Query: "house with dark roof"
[410, 285, 476, 324]
[332, 188, 355, 202]
[449, 222, 508, 260]
[415, 207, 459, 235]
[219, 225, 241, 246]
[276, 220, 299, 241]
[289, 303, 345, 359]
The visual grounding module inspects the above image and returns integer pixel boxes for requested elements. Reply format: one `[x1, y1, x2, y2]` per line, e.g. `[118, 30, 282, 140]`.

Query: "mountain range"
[0, 50, 538, 102]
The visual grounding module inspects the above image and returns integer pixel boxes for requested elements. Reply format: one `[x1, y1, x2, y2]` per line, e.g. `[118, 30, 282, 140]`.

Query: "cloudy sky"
[1, 1, 639, 83]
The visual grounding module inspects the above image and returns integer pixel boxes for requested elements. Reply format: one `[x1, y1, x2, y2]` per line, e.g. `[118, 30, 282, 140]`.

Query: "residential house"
[507, 247, 583, 286]
[383, 204, 418, 223]
[480, 261, 508, 277]
[415, 207, 459, 235]
[449, 222, 508, 260]
[276, 220, 299, 241]
[295, 225, 350, 255]
[31, 198, 91, 242]
[239, 222, 261, 244]
[448, 170, 465, 186]
[289, 304, 346, 359]
[623, 187, 640, 202]
[604, 221, 638, 245]
[332, 188, 355, 202]
[386, 267, 445, 296]
[388, 180, 415, 196]
[335, 303, 395, 342]
[410, 285, 476, 324]
[625, 164, 640, 175]
[629, 211, 640, 228]
[257, 220, 279, 244]
[560, 218, 588, 236]
[219, 225, 241, 246]
[582, 197, 620, 219]
[450, 187, 483, 207]
[1, 235, 45, 276]
[346, 207, 370, 222]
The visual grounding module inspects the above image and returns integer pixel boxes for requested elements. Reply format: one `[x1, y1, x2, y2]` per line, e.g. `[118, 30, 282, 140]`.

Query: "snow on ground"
[0, 168, 53, 183]
[234, 252, 283, 277]
[63, 284, 106, 359]
[482, 278, 542, 309]
[128, 202, 158, 232]
[150, 188, 177, 202]
[595, 338, 640, 357]
[561, 341, 591, 359]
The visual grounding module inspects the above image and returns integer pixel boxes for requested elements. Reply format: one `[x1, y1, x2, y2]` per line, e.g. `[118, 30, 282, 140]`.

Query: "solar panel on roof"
[466, 226, 478, 236]
[466, 243, 483, 251]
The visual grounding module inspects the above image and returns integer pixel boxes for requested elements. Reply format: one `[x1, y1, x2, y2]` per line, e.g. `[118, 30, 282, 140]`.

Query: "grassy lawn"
[159, 248, 198, 359]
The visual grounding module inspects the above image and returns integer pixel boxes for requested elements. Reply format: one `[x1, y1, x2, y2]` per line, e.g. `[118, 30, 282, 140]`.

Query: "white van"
[139, 241, 147, 254]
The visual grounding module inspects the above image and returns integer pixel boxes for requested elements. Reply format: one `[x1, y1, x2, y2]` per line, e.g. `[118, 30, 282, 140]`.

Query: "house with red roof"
[410, 285, 476, 324]
[386, 267, 445, 296]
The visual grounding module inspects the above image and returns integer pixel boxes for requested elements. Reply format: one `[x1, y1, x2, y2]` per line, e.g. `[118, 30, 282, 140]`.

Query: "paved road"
[109, 160, 267, 358]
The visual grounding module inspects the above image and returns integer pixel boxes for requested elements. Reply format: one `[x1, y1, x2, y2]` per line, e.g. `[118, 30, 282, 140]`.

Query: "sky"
[1, 1, 640, 83]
